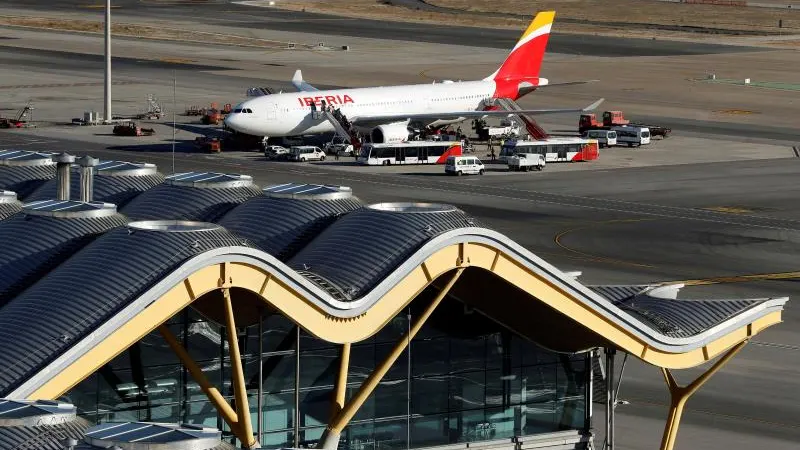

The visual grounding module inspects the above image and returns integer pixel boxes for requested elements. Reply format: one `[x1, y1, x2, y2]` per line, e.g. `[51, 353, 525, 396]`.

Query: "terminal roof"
[0, 154, 788, 398]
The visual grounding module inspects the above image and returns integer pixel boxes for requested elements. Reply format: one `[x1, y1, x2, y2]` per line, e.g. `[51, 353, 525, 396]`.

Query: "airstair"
[493, 97, 550, 140]
[320, 110, 361, 149]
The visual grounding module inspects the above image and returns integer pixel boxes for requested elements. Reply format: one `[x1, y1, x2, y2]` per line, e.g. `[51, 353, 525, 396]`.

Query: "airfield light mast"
[104, 0, 112, 122]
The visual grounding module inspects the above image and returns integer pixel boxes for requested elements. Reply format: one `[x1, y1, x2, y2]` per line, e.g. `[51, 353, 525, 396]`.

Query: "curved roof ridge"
[4, 228, 788, 398]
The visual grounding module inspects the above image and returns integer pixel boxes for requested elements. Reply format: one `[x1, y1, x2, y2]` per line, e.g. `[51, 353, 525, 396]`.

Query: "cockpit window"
[234, 108, 243, 113]
[244, 108, 253, 113]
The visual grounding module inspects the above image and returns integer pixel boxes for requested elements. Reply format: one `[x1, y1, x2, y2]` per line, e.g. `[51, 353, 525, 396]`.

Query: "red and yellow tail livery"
[486, 11, 555, 99]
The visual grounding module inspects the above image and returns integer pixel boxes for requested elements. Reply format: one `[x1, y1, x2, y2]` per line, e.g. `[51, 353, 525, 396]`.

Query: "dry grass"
[0, 15, 311, 48]
[275, 0, 800, 36]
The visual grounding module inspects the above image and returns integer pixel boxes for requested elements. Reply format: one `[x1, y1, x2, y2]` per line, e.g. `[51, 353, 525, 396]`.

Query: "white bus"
[357, 141, 464, 165]
[499, 137, 599, 163]
[611, 126, 650, 147]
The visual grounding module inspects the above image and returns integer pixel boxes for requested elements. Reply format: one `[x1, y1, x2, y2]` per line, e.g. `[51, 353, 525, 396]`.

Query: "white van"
[612, 126, 650, 147]
[583, 129, 617, 148]
[289, 146, 326, 162]
[445, 155, 484, 176]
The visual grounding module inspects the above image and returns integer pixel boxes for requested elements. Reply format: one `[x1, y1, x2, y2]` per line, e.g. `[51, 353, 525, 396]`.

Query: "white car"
[289, 145, 326, 162]
[445, 155, 485, 176]
[582, 130, 617, 148]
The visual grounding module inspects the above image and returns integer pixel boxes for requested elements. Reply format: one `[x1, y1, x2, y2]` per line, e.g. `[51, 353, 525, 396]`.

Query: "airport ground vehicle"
[357, 141, 463, 165]
[445, 155, 485, 176]
[611, 126, 651, 147]
[113, 121, 155, 136]
[324, 137, 354, 156]
[578, 110, 671, 138]
[499, 138, 599, 163]
[194, 136, 221, 152]
[264, 145, 290, 160]
[474, 119, 521, 141]
[582, 129, 617, 148]
[0, 103, 32, 129]
[508, 153, 546, 171]
[289, 146, 326, 162]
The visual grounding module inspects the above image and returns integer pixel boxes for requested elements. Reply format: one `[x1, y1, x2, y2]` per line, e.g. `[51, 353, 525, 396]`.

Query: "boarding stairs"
[492, 97, 550, 140]
[320, 110, 362, 149]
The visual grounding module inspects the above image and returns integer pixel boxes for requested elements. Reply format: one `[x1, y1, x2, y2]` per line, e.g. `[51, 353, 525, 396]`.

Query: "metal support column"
[103, 0, 112, 122]
[294, 326, 300, 448]
[605, 348, 615, 450]
[257, 312, 264, 443]
[223, 288, 259, 449]
[659, 341, 747, 450]
[319, 269, 464, 450]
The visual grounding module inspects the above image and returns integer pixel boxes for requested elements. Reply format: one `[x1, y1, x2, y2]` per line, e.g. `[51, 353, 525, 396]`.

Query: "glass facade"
[62, 295, 590, 449]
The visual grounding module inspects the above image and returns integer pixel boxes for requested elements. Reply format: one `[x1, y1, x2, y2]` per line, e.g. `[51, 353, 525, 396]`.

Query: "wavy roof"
[0, 158, 787, 401]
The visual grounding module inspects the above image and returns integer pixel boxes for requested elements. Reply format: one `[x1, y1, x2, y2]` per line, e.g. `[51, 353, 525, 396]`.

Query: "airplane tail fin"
[485, 11, 555, 85]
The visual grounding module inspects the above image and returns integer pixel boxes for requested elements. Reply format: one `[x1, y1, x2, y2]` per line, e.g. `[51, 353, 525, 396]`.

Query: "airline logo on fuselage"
[298, 94, 354, 107]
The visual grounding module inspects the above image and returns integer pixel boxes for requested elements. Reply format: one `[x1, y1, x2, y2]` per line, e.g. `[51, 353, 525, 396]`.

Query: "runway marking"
[553, 219, 658, 269]
[671, 270, 800, 286]
[702, 206, 753, 214]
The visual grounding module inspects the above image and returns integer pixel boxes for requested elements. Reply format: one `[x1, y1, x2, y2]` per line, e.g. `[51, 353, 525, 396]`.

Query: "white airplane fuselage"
[224, 80, 498, 137]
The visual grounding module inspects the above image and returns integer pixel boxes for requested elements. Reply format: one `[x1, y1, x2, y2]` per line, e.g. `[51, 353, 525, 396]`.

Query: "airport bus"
[499, 137, 599, 163]
[357, 141, 463, 165]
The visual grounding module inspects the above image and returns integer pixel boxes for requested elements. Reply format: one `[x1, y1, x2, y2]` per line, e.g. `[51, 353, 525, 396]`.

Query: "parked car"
[289, 146, 326, 162]
[445, 155, 484, 176]
[582, 129, 617, 148]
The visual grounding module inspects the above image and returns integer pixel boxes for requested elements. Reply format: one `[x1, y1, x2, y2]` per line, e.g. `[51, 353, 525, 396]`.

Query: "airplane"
[223, 11, 602, 144]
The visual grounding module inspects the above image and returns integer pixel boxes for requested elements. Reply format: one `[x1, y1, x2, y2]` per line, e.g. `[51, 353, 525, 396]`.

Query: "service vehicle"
[445, 155, 485, 176]
[113, 121, 155, 137]
[357, 141, 462, 165]
[324, 138, 354, 156]
[611, 126, 650, 147]
[264, 145, 289, 160]
[582, 129, 617, 148]
[499, 137, 599, 163]
[579, 110, 671, 138]
[289, 146, 326, 162]
[508, 153, 546, 172]
[474, 118, 521, 141]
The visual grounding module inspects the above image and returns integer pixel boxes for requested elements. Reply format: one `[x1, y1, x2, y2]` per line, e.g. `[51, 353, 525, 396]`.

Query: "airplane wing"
[291, 70, 319, 92]
[350, 98, 604, 125]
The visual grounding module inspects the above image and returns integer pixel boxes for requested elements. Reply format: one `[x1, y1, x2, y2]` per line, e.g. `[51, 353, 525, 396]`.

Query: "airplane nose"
[223, 113, 241, 131]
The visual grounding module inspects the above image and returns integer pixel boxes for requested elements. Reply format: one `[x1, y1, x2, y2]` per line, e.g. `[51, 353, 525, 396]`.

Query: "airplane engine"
[371, 124, 411, 144]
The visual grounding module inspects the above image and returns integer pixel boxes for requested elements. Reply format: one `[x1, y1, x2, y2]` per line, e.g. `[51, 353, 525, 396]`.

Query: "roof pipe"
[77, 156, 99, 202]
[51, 153, 76, 201]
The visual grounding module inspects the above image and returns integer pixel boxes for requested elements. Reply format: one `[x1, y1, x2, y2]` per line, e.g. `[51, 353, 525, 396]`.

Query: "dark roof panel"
[25, 161, 164, 207]
[590, 285, 766, 338]
[0, 150, 56, 199]
[0, 202, 127, 304]
[0, 191, 21, 221]
[119, 172, 261, 221]
[289, 202, 479, 301]
[0, 221, 251, 396]
[219, 184, 363, 261]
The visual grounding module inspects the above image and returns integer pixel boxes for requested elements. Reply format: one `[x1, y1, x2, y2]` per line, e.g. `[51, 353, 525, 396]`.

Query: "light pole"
[104, 0, 112, 122]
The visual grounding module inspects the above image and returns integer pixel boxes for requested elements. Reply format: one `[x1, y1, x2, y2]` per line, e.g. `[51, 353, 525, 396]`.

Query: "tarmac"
[0, 2, 798, 449]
